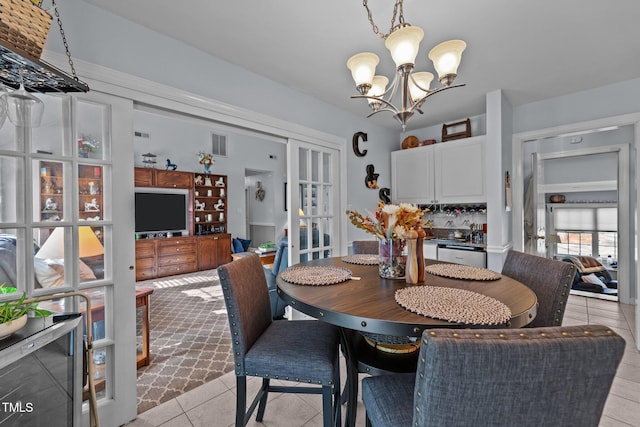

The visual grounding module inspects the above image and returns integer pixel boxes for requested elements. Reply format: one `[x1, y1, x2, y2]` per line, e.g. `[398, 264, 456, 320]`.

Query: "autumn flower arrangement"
[346, 202, 427, 240]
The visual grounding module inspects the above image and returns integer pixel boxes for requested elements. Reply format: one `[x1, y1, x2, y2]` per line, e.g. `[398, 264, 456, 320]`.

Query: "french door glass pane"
[77, 100, 108, 160]
[0, 122, 18, 151]
[31, 96, 69, 156]
[78, 226, 104, 283]
[0, 156, 23, 223]
[78, 165, 104, 222]
[35, 160, 69, 222]
[33, 226, 70, 290]
[0, 228, 21, 291]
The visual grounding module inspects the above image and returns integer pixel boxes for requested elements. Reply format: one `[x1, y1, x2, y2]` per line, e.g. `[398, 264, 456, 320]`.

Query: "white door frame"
[512, 113, 640, 350]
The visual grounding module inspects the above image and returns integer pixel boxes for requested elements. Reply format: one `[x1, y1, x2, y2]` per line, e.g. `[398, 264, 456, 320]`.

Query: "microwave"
[0, 316, 83, 426]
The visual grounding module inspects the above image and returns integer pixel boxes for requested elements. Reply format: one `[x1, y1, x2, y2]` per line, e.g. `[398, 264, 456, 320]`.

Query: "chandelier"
[346, 0, 466, 130]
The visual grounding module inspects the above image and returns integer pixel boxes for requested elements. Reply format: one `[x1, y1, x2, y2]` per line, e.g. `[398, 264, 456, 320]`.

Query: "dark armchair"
[362, 325, 625, 427]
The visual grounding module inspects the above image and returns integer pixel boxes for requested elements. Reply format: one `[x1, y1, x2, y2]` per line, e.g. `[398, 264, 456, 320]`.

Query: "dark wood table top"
[277, 257, 538, 337]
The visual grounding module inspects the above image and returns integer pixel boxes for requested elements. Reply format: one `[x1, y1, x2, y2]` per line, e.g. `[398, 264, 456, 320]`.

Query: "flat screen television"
[135, 191, 187, 233]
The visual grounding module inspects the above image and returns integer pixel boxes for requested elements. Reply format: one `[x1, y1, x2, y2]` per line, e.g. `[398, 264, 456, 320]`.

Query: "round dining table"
[276, 256, 538, 427]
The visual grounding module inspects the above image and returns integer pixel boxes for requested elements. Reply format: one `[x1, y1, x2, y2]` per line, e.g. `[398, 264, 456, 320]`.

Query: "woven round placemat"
[395, 286, 511, 325]
[280, 265, 352, 286]
[425, 263, 501, 281]
[341, 254, 378, 265]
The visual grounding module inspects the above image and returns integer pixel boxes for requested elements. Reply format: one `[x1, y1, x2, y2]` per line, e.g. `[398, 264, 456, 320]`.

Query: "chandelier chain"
[362, 0, 406, 40]
[51, 0, 79, 82]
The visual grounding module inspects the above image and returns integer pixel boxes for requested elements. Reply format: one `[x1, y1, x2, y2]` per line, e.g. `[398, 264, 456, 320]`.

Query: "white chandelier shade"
[346, 52, 380, 90]
[408, 71, 434, 102]
[384, 25, 424, 68]
[428, 40, 467, 84]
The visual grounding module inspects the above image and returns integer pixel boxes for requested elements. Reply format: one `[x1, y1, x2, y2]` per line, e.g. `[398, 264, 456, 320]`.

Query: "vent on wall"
[134, 131, 150, 139]
[212, 133, 227, 157]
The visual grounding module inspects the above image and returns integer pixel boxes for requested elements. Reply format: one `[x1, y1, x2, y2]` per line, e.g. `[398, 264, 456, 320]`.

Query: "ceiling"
[84, 0, 640, 131]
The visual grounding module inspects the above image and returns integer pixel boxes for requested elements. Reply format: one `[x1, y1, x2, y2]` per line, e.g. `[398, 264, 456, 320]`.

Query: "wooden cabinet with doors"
[134, 167, 192, 189]
[391, 136, 486, 204]
[197, 234, 232, 270]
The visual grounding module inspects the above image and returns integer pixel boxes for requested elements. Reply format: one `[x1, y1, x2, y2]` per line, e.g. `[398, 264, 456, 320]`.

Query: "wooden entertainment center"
[134, 168, 231, 281]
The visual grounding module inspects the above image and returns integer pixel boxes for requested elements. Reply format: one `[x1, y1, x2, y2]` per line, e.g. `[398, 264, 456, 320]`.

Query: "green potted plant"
[0, 286, 52, 338]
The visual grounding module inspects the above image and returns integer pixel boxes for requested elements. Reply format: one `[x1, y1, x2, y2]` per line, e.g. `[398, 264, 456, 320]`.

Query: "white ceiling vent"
[212, 133, 227, 157]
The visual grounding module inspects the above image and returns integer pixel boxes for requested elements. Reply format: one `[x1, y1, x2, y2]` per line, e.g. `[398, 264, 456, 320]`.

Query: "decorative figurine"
[166, 159, 178, 170]
[195, 200, 205, 211]
[204, 176, 213, 186]
[84, 198, 100, 212]
[43, 198, 57, 211]
[215, 177, 225, 187]
[214, 199, 225, 211]
[194, 175, 204, 186]
[255, 182, 265, 201]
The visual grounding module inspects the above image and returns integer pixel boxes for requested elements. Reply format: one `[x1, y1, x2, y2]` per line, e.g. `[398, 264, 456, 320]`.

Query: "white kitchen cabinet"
[391, 136, 486, 204]
[391, 144, 434, 203]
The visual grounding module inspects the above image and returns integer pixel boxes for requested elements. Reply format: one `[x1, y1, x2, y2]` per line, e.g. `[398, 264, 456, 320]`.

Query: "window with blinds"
[551, 204, 618, 259]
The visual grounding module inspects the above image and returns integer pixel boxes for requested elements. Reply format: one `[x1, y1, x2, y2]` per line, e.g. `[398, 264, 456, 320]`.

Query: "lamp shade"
[368, 75, 389, 105]
[408, 72, 434, 102]
[78, 226, 104, 258]
[347, 52, 380, 88]
[385, 25, 424, 68]
[428, 39, 466, 80]
[36, 226, 104, 259]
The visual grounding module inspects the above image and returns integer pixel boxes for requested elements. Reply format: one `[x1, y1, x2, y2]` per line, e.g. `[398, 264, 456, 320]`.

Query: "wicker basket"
[0, 0, 52, 59]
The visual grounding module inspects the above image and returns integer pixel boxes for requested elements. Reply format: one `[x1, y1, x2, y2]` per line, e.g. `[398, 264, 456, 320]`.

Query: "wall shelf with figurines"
[193, 173, 227, 235]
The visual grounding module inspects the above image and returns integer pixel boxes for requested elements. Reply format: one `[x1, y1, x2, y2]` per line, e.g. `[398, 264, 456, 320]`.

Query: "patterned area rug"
[136, 270, 234, 414]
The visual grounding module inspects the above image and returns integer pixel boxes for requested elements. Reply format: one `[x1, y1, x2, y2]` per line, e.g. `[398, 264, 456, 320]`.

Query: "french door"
[0, 90, 136, 426]
[287, 139, 340, 265]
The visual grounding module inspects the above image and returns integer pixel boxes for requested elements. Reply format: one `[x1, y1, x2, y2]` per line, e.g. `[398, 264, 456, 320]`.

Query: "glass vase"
[378, 238, 406, 279]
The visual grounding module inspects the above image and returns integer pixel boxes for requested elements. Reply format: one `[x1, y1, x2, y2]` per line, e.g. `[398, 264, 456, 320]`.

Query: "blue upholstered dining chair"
[501, 249, 577, 327]
[218, 254, 342, 427]
[362, 325, 625, 427]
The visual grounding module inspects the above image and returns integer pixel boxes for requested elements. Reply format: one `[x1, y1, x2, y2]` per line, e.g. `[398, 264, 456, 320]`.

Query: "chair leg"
[255, 378, 270, 422]
[322, 385, 333, 427]
[235, 376, 247, 427]
[333, 362, 342, 427]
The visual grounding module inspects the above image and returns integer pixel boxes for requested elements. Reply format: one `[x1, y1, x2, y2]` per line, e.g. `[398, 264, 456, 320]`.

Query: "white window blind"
[553, 205, 617, 231]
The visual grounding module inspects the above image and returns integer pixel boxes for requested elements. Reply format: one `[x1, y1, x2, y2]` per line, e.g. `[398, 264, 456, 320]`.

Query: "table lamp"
[36, 226, 104, 259]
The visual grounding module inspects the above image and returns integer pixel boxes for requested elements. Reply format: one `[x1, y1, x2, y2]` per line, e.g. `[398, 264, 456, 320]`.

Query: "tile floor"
[127, 294, 639, 427]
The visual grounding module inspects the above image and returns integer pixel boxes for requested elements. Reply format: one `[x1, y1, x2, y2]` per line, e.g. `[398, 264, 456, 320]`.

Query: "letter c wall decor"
[352, 132, 367, 157]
